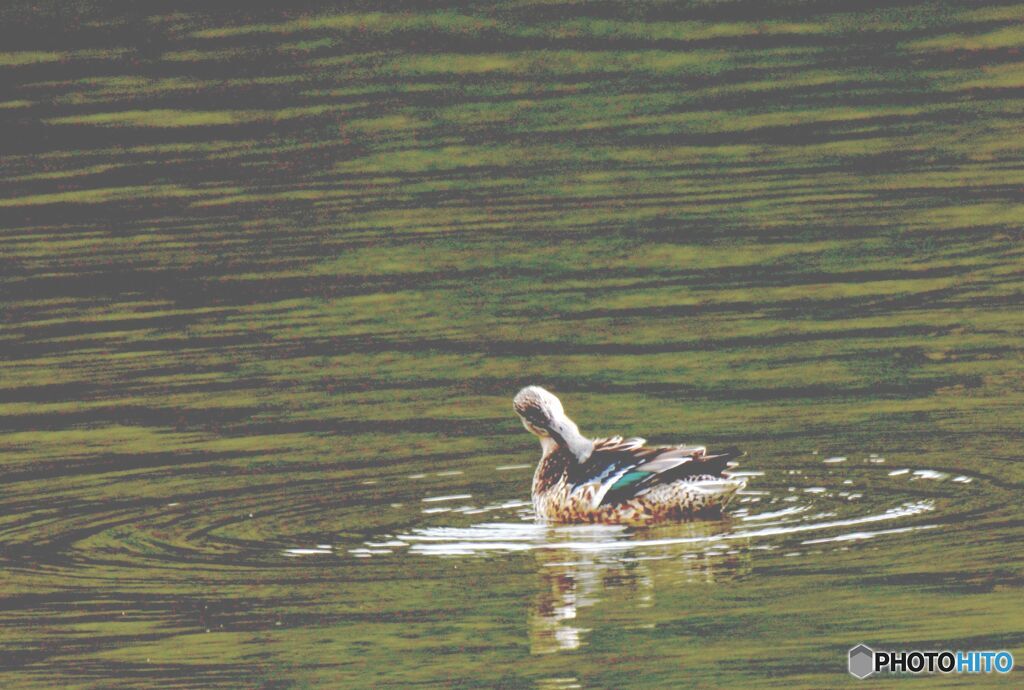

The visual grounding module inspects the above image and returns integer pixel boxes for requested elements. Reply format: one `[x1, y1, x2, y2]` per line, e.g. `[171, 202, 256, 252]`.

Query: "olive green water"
[1, 2, 1023, 688]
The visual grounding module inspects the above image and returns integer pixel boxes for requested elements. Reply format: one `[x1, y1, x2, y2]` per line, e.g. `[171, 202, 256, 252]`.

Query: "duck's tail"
[689, 476, 747, 509]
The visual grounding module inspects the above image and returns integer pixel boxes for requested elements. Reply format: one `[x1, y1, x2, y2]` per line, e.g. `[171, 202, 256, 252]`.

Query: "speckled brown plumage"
[514, 386, 746, 525]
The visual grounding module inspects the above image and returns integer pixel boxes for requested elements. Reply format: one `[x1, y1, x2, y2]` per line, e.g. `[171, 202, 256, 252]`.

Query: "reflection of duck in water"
[513, 386, 746, 525]
[529, 524, 747, 655]
[529, 549, 637, 655]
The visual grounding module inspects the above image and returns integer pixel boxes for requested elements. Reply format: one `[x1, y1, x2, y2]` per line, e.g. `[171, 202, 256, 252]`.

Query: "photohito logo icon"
[849, 644, 875, 678]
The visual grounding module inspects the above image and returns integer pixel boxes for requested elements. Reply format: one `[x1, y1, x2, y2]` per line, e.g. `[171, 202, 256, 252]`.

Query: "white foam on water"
[912, 469, 949, 480]
[399, 500, 935, 556]
[741, 505, 808, 521]
[284, 547, 332, 556]
[801, 524, 938, 545]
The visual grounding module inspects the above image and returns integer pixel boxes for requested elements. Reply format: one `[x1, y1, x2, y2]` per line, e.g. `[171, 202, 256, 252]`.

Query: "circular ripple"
[321, 453, 1009, 564]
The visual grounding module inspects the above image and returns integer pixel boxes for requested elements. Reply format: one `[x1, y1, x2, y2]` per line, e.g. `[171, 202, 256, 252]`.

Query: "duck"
[513, 386, 746, 524]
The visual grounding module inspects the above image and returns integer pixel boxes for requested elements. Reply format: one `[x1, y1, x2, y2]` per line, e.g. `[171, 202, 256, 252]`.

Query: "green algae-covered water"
[2, 2, 1023, 687]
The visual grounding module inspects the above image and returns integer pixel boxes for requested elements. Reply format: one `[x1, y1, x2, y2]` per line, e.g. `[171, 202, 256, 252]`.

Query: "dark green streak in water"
[1, 2, 1022, 688]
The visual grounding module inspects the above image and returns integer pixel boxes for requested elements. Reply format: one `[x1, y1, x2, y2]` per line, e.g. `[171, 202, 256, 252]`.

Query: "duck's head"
[513, 386, 592, 462]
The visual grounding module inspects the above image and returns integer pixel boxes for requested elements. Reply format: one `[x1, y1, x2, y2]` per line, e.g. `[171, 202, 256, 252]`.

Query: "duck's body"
[514, 386, 745, 525]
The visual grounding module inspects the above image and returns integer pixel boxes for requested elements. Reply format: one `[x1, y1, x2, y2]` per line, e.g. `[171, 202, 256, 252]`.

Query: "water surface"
[1, 2, 1022, 687]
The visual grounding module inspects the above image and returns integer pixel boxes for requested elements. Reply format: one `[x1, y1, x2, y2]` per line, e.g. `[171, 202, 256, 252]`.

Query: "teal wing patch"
[596, 447, 743, 507]
[608, 471, 651, 493]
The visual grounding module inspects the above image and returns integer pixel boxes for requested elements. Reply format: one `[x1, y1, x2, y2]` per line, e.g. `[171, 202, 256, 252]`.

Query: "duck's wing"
[572, 438, 742, 508]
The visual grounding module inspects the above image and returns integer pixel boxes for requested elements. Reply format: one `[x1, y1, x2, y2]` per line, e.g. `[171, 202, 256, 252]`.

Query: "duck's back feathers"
[573, 438, 742, 508]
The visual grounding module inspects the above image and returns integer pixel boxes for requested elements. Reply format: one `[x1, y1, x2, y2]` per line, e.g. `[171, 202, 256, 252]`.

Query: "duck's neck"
[533, 444, 571, 496]
[532, 414, 593, 496]
[549, 413, 593, 463]
[539, 435, 561, 458]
